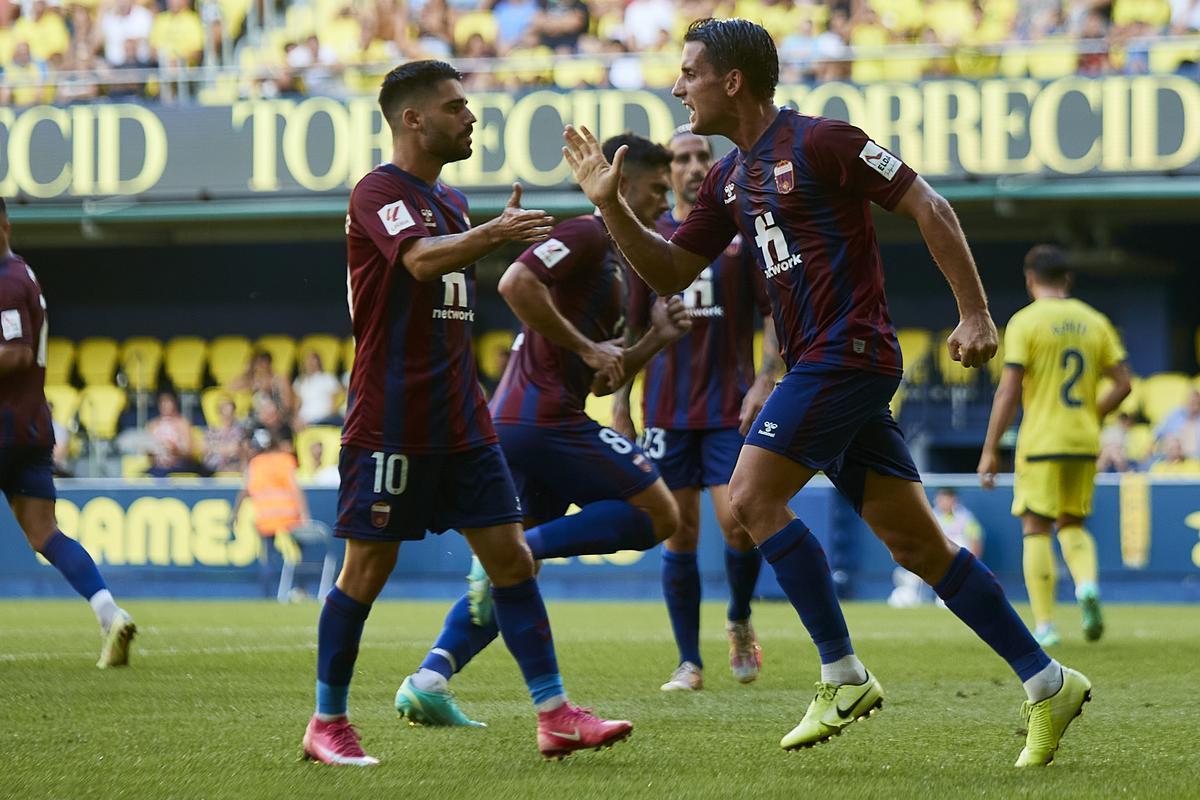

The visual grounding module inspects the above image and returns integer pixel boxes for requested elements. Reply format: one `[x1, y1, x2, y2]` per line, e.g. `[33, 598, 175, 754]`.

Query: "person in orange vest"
[231, 428, 311, 599]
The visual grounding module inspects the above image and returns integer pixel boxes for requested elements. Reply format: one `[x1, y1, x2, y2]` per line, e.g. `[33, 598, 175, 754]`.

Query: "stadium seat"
[1125, 423, 1155, 464]
[1098, 374, 1143, 419]
[78, 385, 127, 440]
[343, 336, 355, 376]
[1111, 0, 1171, 27]
[43, 384, 80, 429]
[896, 328, 932, 384]
[1026, 38, 1077, 80]
[1149, 37, 1200, 74]
[209, 335, 253, 386]
[76, 337, 120, 387]
[120, 336, 164, 393]
[164, 336, 208, 393]
[121, 454, 151, 478]
[477, 330, 515, 382]
[254, 334, 297, 379]
[45, 337, 74, 386]
[284, 3, 315, 40]
[642, 52, 682, 89]
[296, 425, 341, 478]
[553, 58, 607, 89]
[454, 11, 497, 49]
[200, 387, 252, 427]
[1141, 372, 1193, 425]
[297, 333, 341, 375]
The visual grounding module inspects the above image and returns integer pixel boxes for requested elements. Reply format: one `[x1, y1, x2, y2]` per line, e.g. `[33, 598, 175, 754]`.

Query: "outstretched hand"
[489, 182, 555, 244]
[562, 125, 624, 210]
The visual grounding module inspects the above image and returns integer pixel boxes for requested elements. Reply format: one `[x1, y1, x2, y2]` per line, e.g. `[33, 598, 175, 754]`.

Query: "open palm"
[563, 125, 624, 209]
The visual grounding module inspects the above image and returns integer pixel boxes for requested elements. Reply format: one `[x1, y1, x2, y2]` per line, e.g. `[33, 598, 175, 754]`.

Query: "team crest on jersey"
[377, 200, 416, 235]
[723, 183, 736, 204]
[533, 238, 571, 268]
[773, 161, 795, 194]
[420, 208, 436, 228]
[723, 234, 743, 257]
[858, 141, 903, 181]
[370, 501, 391, 528]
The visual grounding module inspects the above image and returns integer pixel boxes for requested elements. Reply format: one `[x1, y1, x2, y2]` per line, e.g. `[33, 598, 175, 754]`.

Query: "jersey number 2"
[1060, 349, 1085, 408]
[371, 451, 408, 495]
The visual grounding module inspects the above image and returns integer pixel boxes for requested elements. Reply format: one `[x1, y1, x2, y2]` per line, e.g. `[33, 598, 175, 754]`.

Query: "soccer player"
[563, 18, 1092, 767]
[612, 126, 783, 692]
[393, 133, 694, 727]
[978, 245, 1131, 646]
[302, 61, 630, 766]
[0, 197, 136, 669]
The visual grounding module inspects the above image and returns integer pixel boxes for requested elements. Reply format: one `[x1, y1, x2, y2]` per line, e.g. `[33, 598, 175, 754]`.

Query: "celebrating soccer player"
[563, 18, 1091, 767]
[0, 197, 137, 669]
[303, 60, 630, 766]
[394, 133, 694, 728]
[612, 126, 784, 692]
[979, 245, 1131, 646]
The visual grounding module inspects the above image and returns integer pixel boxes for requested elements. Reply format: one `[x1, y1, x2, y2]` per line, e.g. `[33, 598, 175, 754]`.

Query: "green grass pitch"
[1, 599, 1197, 799]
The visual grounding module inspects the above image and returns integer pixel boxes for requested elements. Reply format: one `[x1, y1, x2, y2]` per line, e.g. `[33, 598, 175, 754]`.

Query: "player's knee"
[491, 541, 536, 586]
[721, 523, 756, 553]
[648, 497, 680, 544]
[884, 534, 952, 583]
[665, 516, 700, 552]
[727, 478, 763, 530]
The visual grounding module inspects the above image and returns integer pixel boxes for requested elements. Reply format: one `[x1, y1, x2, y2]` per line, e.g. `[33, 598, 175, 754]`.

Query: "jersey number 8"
[599, 428, 633, 454]
[370, 451, 408, 495]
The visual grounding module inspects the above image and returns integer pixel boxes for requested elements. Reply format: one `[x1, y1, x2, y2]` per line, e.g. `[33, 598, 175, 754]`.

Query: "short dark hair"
[602, 132, 671, 173]
[378, 60, 463, 126]
[1024, 244, 1071, 284]
[935, 487, 958, 497]
[684, 18, 779, 101]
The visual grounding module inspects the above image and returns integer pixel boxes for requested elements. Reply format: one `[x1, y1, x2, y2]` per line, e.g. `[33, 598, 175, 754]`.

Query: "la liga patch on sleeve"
[532, 238, 570, 268]
[1, 309, 21, 341]
[858, 141, 903, 181]
[377, 200, 416, 235]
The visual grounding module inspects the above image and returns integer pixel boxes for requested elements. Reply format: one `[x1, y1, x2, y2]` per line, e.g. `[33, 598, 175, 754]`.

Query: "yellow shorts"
[1012, 457, 1097, 520]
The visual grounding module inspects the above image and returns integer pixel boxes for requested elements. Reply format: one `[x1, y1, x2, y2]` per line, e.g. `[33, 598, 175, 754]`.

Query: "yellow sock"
[1057, 525, 1099, 597]
[1023, 534, 1056, 627]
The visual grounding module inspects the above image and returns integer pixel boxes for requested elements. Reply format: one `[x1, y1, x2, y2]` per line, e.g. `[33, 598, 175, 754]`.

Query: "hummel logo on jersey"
[420, 208, 436, 228]
[858, 141, 903, 181]
[754, 212, 804, 279]
[724, 183, 736, 204]
[547, 727, 582, 741]
[758, 421, 778, 438]
[533, 238, 570, 268]
[377, 200, 416, 235]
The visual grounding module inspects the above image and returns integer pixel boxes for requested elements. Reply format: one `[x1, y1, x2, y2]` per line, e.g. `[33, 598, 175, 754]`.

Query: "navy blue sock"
[40, 531, 106, 599]
[724, 545, 762, 622]
[491, 578, 564, 707]
[315, 586, 372, 716]
[934, 547, 1050, 681]
[757, 519, 854, 663]
[419, 594, 499, 680]
[661, 550, 702, 667]
[524, 499, 656, 559]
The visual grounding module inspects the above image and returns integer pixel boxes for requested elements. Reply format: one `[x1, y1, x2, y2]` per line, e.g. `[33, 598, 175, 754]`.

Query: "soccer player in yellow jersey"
[978, 245, 1131, 646]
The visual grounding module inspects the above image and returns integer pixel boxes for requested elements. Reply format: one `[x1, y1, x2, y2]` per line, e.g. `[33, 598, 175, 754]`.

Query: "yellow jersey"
[1004, 297, 1126, 459]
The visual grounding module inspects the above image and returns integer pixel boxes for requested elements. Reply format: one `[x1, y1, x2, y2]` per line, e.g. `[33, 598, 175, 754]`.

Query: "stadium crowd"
[1, 0, 1199, 105]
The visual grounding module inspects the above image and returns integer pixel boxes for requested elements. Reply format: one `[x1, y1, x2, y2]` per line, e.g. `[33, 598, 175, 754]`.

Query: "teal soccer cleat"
[395, 676, 486, 728]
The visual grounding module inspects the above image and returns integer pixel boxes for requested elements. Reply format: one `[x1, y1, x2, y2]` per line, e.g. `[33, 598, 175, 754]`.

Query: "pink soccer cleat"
[537, 703, 633, 760]
[302, 716, 380, 767]
[727, 620, 763, 684]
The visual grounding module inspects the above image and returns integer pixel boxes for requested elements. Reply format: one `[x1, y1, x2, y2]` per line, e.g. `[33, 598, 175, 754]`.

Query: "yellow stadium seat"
[297, 333, 341, 375]
[477, 330, 515, 382]
[120, 336, 163, 392]
[254, 334, 297, 379]
[849, 24, 889, 84]
[1098, 374, 1142, 419]
[1125, 423, 1154, 463]
[121, 454, 151, 478]
[45, 337, 74, 386]
[78, 385, 127, 440]
[896, 328, 932, 384]
[44, 384, 80, 429]
[164, 336, 208, 392]
[1026, 38, 1077, 80]
[343, 337, 356, 376]
[553, 58, 607, 88]
[641, 52, 681, 89]
[454, 10, 498, 48]
[296, 425, 341, 478]
[1141, 372, 1193, 425]
[76, 337, 120, 387]
[999, 48, 1028, 77]
[285, 3, 315, 39]
[201, 387, 252, 427]
[1149, 37, 1200, 74]
[500, 46, 554, 84]
[209, 335, 253, 386]
[1112, 0, 1171, 27]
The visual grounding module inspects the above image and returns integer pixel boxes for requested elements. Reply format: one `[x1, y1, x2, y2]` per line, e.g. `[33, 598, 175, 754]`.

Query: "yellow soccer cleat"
[780, 672, 884, 750]
[97, 610, 137, 669]
[1015, 666, 1092, 767]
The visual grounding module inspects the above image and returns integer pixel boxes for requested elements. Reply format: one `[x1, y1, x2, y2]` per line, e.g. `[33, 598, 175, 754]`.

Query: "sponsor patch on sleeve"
[858, 141, 903, 181]
[532, 238, 570, 268]
[1, 309, 22, 341]
[377, 200, 416, 235]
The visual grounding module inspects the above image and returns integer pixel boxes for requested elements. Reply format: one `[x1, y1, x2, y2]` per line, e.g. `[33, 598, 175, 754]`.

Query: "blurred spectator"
[56, 44, 102, 103]
[100, 0, 153, 66]
[15, 0, 69, 62]
[6, 41, 48, 106]
[105, 37, 155, 97]
[254, 397, 294, 449]
[535, 0, 589, 52]
[1150, 435, 1200, 474]
[1171, 0, 1200, 30]
[1154, 389, 1200, 459]
[1076, 10, 1110, 75]
[1097, 412, 1135, 472]
[815, 9, 852, 82]
[307, 439, 341, 486]
[147, 390, 209, 476]
[410, 0, 454, 57]
[203, 394, 247, 474]
[150, 0, 205, 68]
[890, 487, 983, 606]
[623, 0, 674, 50]
[491, 0, 539, 54]
[232, 350, 296, 423]
[779, 19, 823, 82]
[286, 35, 343, 95]
[293, 351, 343, 427]
[605, 37, 644, 89]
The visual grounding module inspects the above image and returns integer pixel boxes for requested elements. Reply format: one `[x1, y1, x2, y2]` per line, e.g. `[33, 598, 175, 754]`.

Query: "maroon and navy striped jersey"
[342, 164, 495, 454]
[0, 254, 52, 448]
[629, 213, 770, 430]
[489, 214, 625, 427]
[671, 110, 915, 377]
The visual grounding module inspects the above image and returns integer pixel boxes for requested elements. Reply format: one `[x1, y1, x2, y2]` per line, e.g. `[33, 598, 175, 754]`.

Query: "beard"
[425, 128, 472, 164]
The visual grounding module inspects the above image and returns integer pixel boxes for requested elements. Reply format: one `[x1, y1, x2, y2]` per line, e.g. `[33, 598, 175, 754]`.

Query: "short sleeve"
[1003, 314, 1029, 368]
[804, 118, 918, 211]
[0, 277, 34, 348]
[350, 175, 429, 267]
[514, 216, 604, 285]
[670, 163, 739, 262]
[1100, 316, 1127, 370]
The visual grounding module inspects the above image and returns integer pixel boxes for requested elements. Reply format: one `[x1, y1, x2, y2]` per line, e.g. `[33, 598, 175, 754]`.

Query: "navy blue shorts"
[744, 364, 920, 512]
[0, 446, 56, 501]
[335, 443, 523, 541]
[638, 427, 742, 490]
[496, 420, 661, 524]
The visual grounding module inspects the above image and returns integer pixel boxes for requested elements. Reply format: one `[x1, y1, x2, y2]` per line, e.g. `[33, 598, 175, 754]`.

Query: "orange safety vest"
[246, 451, 302, 536]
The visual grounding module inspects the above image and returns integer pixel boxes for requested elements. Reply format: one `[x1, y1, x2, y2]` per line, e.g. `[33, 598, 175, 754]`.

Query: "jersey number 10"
[371, 451, 408, 495]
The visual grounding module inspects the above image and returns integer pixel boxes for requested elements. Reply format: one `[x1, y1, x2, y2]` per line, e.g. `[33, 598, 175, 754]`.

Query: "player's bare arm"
[978, 364, 1024, 489]
[498, 260, 625, 389]
[592, 297, 692, 397]
[400, 183, 554, 281]
[0, 342, 33, 375]
[563, 125, 709, 295]
[893, 177, 997, 369]
[1096, 362, 1133, 419]
[610, 324, 641, 440]
[738, 317, 784, 435]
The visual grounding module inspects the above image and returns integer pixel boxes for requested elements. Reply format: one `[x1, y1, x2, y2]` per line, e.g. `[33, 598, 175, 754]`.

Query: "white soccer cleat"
[660, 661, 703, 692]
[97, 610, 136, 669]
